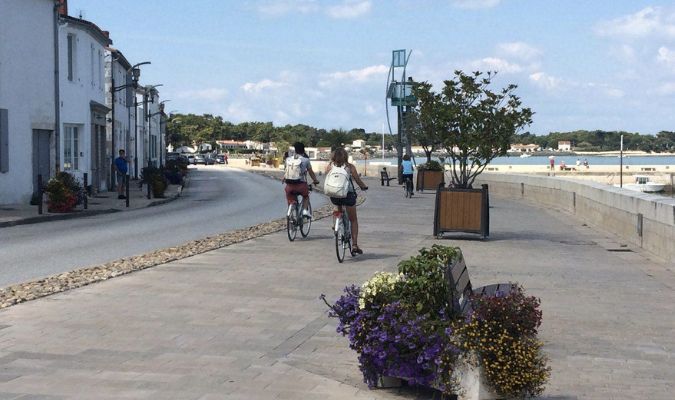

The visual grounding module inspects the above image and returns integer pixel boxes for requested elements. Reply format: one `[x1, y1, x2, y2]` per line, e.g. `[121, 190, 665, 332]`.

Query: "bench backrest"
[446, 253, 472, 314]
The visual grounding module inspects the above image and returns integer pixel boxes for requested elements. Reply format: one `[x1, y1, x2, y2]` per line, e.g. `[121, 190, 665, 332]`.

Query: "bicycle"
[286, 185, 312, 241]
[333, 186, 367, 263]
[403, 175, 414, 198]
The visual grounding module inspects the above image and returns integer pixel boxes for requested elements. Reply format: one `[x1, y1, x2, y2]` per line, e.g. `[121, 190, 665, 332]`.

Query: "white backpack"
[284, 156, 304, 183]
[324, 165, 351, 198]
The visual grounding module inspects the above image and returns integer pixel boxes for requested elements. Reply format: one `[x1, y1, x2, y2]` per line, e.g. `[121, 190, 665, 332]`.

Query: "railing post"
[37, 174, 43, 215]
[83, 173, 88, 209]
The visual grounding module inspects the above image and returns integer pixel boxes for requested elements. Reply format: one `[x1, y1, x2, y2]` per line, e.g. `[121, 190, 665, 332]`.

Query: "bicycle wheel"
[287, 204, 298, 241]
[335, 220, 345, 263]
[300, 202, 311, 237]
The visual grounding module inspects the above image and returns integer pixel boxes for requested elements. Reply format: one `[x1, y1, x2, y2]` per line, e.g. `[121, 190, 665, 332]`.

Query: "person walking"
[114, 149, 129, 199]
[325, 148, 368, 254]
[401, 154, 414, 195]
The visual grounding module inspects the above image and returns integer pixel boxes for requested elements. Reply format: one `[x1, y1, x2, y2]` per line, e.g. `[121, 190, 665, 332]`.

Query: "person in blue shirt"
[114, 149, 129, 199]
[401, 154, 414, 195]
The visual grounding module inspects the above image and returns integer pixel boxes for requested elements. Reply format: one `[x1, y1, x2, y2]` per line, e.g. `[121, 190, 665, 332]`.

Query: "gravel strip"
[0, 169, 364, 309]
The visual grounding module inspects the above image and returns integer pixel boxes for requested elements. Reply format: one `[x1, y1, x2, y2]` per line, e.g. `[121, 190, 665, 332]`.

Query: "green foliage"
[413, 71, 533, 189]
[409, 82, 444, 163]
[512, 130, 675, 153]
[417, 160, 444, 171]
[395, 245, 459, 318]
[141, 166, 168, 197]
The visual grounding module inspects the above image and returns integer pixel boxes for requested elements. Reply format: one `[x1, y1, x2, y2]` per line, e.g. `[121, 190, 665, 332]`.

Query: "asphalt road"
[0, 166, 327, 288]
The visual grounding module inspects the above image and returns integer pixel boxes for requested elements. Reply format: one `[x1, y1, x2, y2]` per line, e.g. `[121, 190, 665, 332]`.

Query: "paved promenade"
[0, 178, 672, 399]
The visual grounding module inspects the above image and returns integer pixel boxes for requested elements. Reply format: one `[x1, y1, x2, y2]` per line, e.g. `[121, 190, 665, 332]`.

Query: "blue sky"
[67, 0, 675, 135]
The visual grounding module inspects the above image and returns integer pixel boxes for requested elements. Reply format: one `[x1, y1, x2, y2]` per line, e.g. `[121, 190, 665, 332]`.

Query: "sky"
[66, 0, 675, 135]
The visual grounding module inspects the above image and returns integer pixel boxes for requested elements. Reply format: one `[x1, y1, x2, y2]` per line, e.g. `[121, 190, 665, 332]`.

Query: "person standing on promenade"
[114, 149, 129, 200]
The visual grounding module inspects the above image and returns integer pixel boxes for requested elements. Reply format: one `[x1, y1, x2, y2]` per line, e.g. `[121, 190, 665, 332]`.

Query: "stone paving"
[0, 177, 672, 399]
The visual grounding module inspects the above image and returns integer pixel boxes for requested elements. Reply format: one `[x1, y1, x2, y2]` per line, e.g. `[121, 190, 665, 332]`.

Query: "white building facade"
[58, 15, 111, 192]
[0, 0, 56, 204]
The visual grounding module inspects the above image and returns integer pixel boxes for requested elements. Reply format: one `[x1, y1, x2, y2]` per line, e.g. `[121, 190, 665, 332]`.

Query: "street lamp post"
[143, 84, 163, 167]
[110, 61, 150, 188]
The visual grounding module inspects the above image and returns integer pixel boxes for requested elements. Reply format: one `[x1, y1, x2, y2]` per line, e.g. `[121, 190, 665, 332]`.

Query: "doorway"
[32, 129, 52, 195]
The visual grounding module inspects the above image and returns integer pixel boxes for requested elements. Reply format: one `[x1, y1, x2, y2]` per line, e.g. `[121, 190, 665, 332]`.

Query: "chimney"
[57, 0, 68, 16]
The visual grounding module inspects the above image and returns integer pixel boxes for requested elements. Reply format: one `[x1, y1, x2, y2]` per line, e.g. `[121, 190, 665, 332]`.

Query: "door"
[91, 124, 107, 192]
[32, 129, 52, 195]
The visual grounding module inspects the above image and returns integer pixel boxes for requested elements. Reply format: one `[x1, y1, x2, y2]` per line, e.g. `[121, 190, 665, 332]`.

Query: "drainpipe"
[53, 1, 61, 174]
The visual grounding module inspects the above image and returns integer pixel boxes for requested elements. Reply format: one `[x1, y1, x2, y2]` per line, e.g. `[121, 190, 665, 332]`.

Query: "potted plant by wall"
[416, 160, 445, 192]
[141, 166, 168, 198]
[411, 70, 533, 238]
[44, 178, 77, 213]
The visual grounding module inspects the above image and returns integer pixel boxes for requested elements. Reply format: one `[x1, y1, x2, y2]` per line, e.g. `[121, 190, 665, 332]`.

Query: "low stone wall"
[474, 173, 675, 263]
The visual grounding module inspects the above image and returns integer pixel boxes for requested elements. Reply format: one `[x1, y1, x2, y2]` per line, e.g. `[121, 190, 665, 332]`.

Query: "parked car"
[194, 155, 207, 165]
[214, 154, 226, 164]
[204, 155, 216, 165]
[186, 155, 196, 165]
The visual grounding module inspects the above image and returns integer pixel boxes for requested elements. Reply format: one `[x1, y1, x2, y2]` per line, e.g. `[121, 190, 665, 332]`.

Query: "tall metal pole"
[133, 96, 138, 178]
[110, 75, 116, 190]
[620, 134, 624, 188]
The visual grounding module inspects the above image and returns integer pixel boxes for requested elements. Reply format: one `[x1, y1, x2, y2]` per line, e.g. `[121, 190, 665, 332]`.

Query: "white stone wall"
[0, 0, 55, 204]
[59, 20, 107, 183]
[475, 173, 675, 263]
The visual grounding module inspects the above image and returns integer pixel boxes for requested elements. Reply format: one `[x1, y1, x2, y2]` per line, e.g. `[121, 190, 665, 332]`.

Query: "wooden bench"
[446, 252, 516, 314]
[380, 168, 396, 186]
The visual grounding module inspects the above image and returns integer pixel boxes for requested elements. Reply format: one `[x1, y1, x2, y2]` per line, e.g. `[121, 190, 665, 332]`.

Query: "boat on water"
[519, 153, 531, 158]
[616, 175, 665, 193]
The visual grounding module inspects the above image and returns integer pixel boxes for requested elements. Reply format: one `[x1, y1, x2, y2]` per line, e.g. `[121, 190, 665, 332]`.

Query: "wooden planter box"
[416, 170, 445, 192]
[433, 184, 489, 238]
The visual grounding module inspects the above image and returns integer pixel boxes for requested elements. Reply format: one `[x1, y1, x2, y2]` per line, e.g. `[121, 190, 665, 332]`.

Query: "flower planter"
[433, 184, 489, 239]
[416, 170, 444, 192]
[454, 362, 499, 400]
[375, 375, 403, 389]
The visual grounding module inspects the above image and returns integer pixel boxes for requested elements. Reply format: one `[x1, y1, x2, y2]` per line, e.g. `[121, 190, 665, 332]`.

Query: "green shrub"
[418, 160, 443, 171]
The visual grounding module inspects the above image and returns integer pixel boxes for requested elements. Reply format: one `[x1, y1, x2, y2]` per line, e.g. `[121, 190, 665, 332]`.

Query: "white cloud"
[470, 57, 522, 73]
[319, 64, 389, 86]
[176, 88, 228, 102]
[657, 46, 675, 69]
[326, 0, 371, 19]
[497, 42, 541, 61]
[656, 82, 675, 95]
[257, 0, 319, 16]
[452, 0, 501, 10]
[529, 72, 563, 91]
[256, 0, 371, 18]
[596, 7, 675, 39]
[241, 79, 288, 93]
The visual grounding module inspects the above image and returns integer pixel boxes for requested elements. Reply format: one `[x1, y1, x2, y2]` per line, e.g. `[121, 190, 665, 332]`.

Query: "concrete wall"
[474, 173, 675, 263]
[0, 0, 55, 204]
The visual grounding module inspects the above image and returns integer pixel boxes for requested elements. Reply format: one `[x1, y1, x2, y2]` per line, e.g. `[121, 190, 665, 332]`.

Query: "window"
[63, 125, 80, 170]
[67, 34, 75, 81]
[0, 109, 7, 173]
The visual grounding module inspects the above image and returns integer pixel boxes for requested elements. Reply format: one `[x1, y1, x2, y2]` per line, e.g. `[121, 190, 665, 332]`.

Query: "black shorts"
[330, 191, 357, 207]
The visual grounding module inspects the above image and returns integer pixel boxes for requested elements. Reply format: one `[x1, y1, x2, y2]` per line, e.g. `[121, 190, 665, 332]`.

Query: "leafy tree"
[409, 82, 444, 163]
[435, 71, 533, 188]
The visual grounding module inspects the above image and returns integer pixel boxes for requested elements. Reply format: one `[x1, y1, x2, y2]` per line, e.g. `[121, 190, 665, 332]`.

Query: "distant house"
[510, 143, 541, 153]
[352, 139, 366, 149]
[558, 141, 572, 151]
[216, 140, 247, 150]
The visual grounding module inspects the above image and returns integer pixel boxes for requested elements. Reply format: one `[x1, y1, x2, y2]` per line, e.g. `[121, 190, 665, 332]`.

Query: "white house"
[558, 141, 572, 151]
[59, 14, 112, 192]
[0, 0, 56, 204]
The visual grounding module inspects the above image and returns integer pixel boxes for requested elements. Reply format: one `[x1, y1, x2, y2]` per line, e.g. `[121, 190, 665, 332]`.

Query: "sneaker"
[302, 209, 312, 219]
